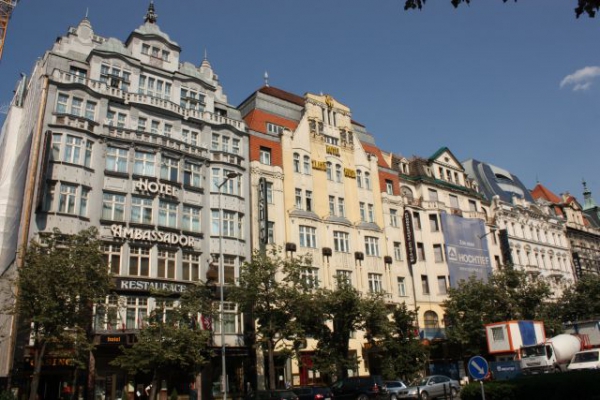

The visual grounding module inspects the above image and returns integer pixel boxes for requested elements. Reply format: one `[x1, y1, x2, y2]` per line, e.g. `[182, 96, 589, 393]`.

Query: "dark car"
[247, 390, 300, 400]
[330, 375, 388, 400]
[292, 386, 334, 400]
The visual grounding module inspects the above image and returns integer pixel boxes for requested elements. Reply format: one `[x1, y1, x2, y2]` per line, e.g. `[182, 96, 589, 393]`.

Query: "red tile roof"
[531, 183, 561, 204]
[258, 86, 305, 106]
[361, 142, 390, 169]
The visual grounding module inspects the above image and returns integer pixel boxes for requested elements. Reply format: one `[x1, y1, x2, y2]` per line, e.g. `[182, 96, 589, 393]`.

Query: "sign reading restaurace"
[110, 224, 196, 247]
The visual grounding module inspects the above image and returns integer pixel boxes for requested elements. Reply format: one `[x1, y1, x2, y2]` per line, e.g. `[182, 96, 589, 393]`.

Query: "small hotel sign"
[135, 178, 179, 197]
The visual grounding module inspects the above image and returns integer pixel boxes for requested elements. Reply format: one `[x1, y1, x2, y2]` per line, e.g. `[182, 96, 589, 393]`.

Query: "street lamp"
[217, 171, 240, 400]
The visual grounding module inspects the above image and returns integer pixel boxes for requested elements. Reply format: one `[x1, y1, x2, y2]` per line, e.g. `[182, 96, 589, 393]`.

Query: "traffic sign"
[468, 356, 489, 380]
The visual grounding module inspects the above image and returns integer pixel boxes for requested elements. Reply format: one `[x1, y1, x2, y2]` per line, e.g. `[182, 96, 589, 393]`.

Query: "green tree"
[111, 284, 214, 400]
[380, 303, 428, 382]
[560, 274, 600, 322]
[230, 248, 311, 390]
[15, 228, 112, 400]
[443, 267, 551, 357]
[403, 0, 600, 18]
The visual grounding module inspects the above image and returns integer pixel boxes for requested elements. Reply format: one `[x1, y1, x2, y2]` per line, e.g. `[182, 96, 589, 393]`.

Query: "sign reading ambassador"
[441, 213, 492, 287]
[110, 224, 196, 247]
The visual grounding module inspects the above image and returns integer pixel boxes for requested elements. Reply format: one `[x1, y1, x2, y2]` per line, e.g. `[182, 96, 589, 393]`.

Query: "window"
[232, 139, 240, 155]
[367, 204, 374, 223]
[368, 273, 383, 293]
[265, 182, 273, 204]
[413, 211, 421, 230]
[326, 162, 333, 180]
[356, 170, 363, 188]
[329, 196, 335, 215]
[212, 134, 220, 150]
[58, 183, 77, 214]
[70, 97, 83, 116]
[437, 276, 447, 294]
[106, 147, 128, 173]
[126, 297, 148, 329]
[52, 134, 93, 167]
[183, 162, 202, 187]
[365, 172, 371, 189]
[421, 275, 430, 295]
[103, 244, 121, 275]
[158, 201, 178, 228]
[102, 193, 125, 221]
[424, 310, 438, 328]
[397, 277, 407, 297]
[359, 202, 366, 222]
[390, 209, 398, 227]
[142, 44, 150, 54]
[393, 242, 403, 261]
[365, 236, 380, 257]
[211, 168, 239, 195]
[260, 147, 272, 165]
[303, 155, 311, 174]
[266, 122, 284, 135]
[491, 327, 505, 342]
[267, 221, 275, 244]
[180, 88, 205, 111]
[295, 189, 302, 209]
[338, 198, 345, 217]
[215, 302, 238, 334]
[449, 194, 459, 209]
[386, 180, 394, 195]
[335, 164, 342, 183]
[107, 109, 127, 128]
[182, 205, 201, 232]
[468, 200, 477, 212]
[299, 225, 317, 248]
[222, 136, 230, 153]
[301, 268, 320, 288]
[336, 270, 352, 285]
[433, 244, 444, 263]
[151, 120, 159, 134]
[100, 64, 131, 91]
[129, 246, 150, 276]
[157, 250, 176, 279]
[80, 188, 90, 217]
[137, 117, 147, 131]
[428, 189, 438, 201]
[69, 66, 87, 83]
[333, 231, 350, 253]
[161, 157, 179, 182]
[293, 153, 300, 173]
[131, 196, 153, 224]
[85, 101, 96, 120]
[64, 135, 83, 164]
[305, 191, 313, 212]
[182, 252, 201, 281]
[417, 242, 425, 261]
[134, 151, 155, 176]
[138, 74, 171, 100]
[429, 214, 439, 232]
[222, 211, 237, 237]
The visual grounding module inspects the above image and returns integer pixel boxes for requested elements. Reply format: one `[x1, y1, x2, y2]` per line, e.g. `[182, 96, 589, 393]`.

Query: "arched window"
[365, 172, 371, 189]
[356, 169, 363, 188]
[424, 311, 439, 329]
[293, 153, 300, 173]
[326, 162, 332, 181]
[335, 164, 342, 183]
[303, 155, 311, 174]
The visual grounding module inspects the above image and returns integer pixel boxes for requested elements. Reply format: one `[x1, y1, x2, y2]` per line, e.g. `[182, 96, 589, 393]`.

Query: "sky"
[1, 0, 600, 203]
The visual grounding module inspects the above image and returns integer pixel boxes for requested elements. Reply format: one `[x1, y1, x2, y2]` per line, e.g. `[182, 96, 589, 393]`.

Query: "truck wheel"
[420, 392, 429, 400]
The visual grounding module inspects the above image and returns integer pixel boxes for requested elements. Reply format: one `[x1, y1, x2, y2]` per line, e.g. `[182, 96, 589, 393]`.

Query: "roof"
[531, 183, 562, 204]
[361, 142, 390, 169]
[258, 86, 305, 106]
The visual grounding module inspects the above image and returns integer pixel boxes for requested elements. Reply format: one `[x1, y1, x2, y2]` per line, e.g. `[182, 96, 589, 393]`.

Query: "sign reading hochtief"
[110, 225, 196, 247]
[441, 213, 492, 287]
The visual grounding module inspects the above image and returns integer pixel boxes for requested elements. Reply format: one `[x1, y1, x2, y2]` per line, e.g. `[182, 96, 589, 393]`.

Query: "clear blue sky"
[2, 0, 599, 203]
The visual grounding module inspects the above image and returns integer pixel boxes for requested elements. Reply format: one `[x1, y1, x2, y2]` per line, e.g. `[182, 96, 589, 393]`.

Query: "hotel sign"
[258, 177, 269, 246]
[344, 168, 356, 178]
[110, 225, 196, 247]
[312, 160, 327, 171]
[135, 178, 179, 197]
[403, 210, 417, 265]
[326, 145, 340, 156]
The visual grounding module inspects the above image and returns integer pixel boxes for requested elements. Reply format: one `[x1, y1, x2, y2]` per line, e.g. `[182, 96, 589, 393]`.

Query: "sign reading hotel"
[135, 178, 179, 197]
[110, 225, 196, 247]
[441, 213, 492, 287]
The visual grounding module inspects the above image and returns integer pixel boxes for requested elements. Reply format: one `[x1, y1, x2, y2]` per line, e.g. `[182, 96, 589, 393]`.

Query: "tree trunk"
[267, 339, 276, 390]
[29, 341, 47, 400]
[148, 371, 159, 400]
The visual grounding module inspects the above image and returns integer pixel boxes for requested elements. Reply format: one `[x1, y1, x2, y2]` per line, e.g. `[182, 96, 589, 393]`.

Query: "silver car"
[385, 381, 408, 400]
[396, 375, 460, 400]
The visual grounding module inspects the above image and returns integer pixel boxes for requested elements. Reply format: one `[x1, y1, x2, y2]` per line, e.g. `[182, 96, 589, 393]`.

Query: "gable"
[430, 147, 464, 171]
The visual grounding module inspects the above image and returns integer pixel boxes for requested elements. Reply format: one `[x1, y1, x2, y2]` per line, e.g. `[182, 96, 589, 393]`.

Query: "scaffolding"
[0, 0, 18, 62]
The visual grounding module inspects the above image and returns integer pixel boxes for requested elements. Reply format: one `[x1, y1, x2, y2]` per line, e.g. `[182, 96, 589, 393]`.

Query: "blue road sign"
[468, 356, 489, 380]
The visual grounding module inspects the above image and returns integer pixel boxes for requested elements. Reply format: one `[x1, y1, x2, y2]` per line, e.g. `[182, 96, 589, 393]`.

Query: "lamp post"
[217, 171, 240, 400]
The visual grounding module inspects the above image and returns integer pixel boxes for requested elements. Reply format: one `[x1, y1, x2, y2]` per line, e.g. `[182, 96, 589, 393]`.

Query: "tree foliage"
[559, 274, 600, 322]
[111, 284, 214, 399]
[230, 248, 312, 389]
[443, 268, 551, 356]
[403, 0, 600, 18]
[379, 303, 428, 382]
[15, 227, 113, 400]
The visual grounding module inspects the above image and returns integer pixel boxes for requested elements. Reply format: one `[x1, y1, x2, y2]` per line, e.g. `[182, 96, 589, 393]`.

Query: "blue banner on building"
[441, 214, 492, 287]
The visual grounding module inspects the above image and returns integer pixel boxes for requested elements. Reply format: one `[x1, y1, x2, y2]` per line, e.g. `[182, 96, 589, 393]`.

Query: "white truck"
[520, 334, 586, 374]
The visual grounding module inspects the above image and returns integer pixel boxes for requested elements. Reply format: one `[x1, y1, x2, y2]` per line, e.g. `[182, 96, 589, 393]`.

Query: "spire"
[264, 71, 269, 87]
[582, 179, 597, 210]
[201, 48, 212, 69]
[144, 1, 158, 24]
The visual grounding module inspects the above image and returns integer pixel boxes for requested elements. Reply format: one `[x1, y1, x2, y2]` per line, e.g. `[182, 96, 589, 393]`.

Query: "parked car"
[385, 381, 408, 400]
[396, 375, 460, 400]
[330, 375, 388, 400]
[292, 386, 334, 400]
[567, 349, 600, 371]
[247, 390, 300, 400]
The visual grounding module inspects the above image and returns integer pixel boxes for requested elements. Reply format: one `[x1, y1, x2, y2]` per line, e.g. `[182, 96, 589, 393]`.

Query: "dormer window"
[142, 44, 150, 55]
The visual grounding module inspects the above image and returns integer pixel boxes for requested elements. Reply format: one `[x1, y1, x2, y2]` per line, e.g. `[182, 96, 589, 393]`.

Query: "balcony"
[54, 114, 98, 132]
[422, 200, 446, 211]
[105, 126, 207, 158]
